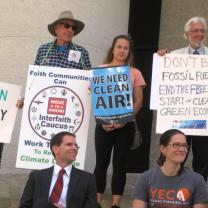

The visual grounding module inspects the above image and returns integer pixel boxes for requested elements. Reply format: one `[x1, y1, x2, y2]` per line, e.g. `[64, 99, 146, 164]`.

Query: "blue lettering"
[0, 89, 8, 101]
[24, 140, 44, 147]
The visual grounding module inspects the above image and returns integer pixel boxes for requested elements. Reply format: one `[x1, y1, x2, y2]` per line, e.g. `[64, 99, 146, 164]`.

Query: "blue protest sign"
[91, 65, 133, 124]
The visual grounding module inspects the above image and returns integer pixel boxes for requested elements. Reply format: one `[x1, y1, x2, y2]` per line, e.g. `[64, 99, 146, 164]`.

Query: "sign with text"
[0, 82, 21, 143]
[90, 65, 133, 124]
[150, 53, 161, 109]
[16, 65, 91, 170]
[156, 54, 208, 135]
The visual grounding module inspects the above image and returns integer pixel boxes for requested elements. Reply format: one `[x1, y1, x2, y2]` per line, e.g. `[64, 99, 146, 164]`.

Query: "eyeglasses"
[190, 29, 206, 33]
[59, 23, 77, 31]
[167, 143, 189, 150]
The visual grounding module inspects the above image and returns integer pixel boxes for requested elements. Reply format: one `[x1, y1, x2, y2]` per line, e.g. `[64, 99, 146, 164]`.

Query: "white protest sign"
[150, 53, 162, 109]
[16, 65, 91, 170]
[156, 54, 208, 135]
[0, 82, 21, 143]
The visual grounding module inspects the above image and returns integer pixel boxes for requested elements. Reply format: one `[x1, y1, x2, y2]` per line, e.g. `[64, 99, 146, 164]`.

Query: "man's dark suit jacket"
[19, 166, 97, 208]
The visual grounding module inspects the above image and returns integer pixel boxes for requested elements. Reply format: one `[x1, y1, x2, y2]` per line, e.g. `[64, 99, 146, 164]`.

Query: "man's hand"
[157, 48, 168, 56]
[16, 98, 24, 109]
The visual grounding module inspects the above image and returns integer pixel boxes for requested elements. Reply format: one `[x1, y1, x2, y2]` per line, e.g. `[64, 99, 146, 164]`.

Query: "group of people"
[0, 9, 207, 208]
[17, 11, 146, 208]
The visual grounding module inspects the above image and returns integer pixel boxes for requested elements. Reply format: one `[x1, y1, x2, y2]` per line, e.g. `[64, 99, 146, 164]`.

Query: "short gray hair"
[184, 17, 207, 39]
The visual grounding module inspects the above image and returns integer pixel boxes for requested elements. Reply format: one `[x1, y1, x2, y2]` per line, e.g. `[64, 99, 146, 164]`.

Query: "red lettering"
[150, 189, 158, 199]
[158, 189, 165, 199]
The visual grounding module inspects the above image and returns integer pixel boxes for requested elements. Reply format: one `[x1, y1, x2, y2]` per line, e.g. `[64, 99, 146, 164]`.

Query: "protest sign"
[150, 53, 161, 109]
[90, 65, 133, 124]
[156, 54, 208, 135]
[16, 65, 91, 170]
[0, 82, 21, 143]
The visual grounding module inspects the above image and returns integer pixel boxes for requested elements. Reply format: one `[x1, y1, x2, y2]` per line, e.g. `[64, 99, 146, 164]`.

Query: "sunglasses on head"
[59, 23, 77, 31]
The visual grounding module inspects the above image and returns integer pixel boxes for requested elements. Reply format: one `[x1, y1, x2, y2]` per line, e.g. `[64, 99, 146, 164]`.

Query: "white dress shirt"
[171, 45, 208, 55]
[188, 45, 205, 55]
[49, 164, 72, 207]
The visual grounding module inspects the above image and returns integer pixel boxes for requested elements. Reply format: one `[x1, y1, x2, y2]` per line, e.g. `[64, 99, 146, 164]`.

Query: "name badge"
[68, 50, 81, 63]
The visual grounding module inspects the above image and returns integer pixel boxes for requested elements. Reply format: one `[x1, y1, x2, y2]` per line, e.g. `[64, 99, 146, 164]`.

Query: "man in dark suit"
[19, 131, 97, 208]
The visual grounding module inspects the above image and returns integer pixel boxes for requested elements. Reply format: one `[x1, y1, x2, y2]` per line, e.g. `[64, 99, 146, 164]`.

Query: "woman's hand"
[102, 122, 127, 131]
[102, 124, 115, 132]
[113, 123, 126, 130]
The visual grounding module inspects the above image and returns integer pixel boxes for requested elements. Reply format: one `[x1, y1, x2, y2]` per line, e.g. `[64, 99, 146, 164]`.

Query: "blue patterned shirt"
[34, 41, 91, 69]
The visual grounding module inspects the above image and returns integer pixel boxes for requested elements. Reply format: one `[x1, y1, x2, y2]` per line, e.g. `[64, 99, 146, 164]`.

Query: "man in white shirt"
[158, 17, 208, 181]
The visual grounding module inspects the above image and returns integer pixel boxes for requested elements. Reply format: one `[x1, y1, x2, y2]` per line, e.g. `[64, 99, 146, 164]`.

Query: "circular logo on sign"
[28, 86, 84, 140]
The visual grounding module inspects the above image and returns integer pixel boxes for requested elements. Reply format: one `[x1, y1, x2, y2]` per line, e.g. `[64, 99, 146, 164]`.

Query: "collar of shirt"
[54, 40, 73, 50]
[54, 163, 72, 177]
[189, 45, 205, 54]
[56, 45, 67, 53]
